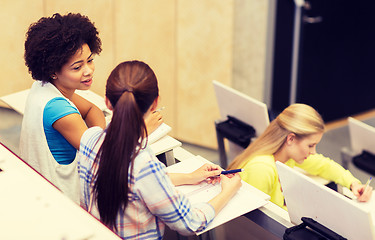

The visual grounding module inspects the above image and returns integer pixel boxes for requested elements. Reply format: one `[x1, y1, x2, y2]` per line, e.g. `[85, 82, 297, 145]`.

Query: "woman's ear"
[105, 96, 113, 111]
[286, 133, 296, 145]
[149, 96, 159, 112]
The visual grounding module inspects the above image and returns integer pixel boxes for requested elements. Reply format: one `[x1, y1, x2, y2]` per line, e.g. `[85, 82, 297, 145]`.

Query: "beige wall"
[0, 1, 44, 94]
[0, 0, 269, 149]
[176, 0, 234, 146]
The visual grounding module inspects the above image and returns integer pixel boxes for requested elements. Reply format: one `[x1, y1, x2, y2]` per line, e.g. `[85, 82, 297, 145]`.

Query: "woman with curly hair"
[20, 13, 106, 203]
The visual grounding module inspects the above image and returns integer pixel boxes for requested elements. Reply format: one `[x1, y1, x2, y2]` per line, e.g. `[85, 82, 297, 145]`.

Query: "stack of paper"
[166, 155, 270, 234]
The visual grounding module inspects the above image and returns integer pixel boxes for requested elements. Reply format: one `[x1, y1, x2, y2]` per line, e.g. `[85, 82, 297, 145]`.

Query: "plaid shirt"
[78, 127, 215, 240]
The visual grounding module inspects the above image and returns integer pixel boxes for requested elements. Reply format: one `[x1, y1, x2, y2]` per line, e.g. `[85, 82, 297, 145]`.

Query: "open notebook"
[147, 123, 171, 145]
[166, 155, 270, 235]
[276, 161, 375, 240]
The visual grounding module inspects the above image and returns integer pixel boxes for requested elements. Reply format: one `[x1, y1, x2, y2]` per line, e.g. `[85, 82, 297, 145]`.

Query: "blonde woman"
[227, 103, 372, 210]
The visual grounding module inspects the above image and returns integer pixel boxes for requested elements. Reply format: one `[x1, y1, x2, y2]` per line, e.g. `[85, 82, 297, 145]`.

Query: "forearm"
[71, 93, 106, 129]
[301, 154, 360, 188]
[83, 105, 106, 128]
[318, 162, 359, 188]
[168, 173, 193, 186]
[208, 189, 235, 214]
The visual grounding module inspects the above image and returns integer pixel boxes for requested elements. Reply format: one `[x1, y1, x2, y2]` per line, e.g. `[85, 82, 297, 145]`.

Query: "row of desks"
[0, 139, 293, 240]
[0, 89, 293, 239]
[0, 142, 121, 239]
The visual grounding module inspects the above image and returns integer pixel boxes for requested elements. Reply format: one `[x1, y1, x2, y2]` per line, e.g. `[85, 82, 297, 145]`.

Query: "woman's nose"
[83, 64, 94, 76]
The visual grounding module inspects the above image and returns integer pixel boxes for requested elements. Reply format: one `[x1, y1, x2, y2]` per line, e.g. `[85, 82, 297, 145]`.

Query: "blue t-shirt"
[43, 97, 80, 164]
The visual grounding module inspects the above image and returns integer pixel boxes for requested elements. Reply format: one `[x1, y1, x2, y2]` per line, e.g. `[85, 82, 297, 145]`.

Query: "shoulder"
[240, 155, 279, 191]
[81, 126, 104, 143]
[45, 97, 78, 109]
[30, 81, 60, 96]
[244, 155, 276, 168]
[27, 82, 61, 107]
[43, 97, 80, 124]
[30, 80, 45, 90]
[44, 97, 78, 115]
[80, 127, 105, 150]
[241, 155, 277, 178]
[133, 147, 164, 177]
[134, 147, 159, 167]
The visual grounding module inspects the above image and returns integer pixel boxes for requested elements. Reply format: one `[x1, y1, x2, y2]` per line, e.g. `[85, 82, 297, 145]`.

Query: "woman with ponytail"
[78, 60, 241, 239]
[227, 103, 372, 210]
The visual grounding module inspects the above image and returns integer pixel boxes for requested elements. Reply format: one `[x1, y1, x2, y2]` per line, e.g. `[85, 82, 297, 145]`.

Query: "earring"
[52, 75, 57, 79]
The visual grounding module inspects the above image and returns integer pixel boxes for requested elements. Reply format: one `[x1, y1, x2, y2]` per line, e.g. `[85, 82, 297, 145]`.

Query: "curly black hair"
[24, 13, 102, 83]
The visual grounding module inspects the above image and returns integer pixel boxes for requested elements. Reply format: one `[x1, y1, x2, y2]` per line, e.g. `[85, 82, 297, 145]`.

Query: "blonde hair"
[227, 103, 325, 170]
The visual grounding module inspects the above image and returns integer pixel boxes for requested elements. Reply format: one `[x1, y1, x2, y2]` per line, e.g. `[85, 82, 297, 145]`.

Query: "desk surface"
[173, 147, 292, 239]
[0, 140, 292, 240]
[0, 143, 120, 240]
[0, 86, 291, 238]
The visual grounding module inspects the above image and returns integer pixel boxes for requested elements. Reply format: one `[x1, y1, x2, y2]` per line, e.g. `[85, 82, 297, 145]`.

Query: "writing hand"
[220, 173, 242, 193]
[145, 110, 163, 134]
[351, 181, 372, 202]
[190, 163, 222, 185]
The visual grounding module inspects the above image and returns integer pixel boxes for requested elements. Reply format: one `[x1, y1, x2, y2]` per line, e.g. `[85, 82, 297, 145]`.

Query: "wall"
[0, 0, 269, 149]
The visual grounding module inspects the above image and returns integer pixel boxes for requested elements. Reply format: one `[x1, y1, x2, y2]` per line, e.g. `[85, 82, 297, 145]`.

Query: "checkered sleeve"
[134, 154, 215, 236]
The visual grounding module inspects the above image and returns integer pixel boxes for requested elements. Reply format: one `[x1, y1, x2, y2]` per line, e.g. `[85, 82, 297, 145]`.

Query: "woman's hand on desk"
[351, 181, 373, 202]
[189, 163, 222, 185]
[208, 173, 242, 214]
[168, 163, 222, 186]
[220, 173, 242, 193]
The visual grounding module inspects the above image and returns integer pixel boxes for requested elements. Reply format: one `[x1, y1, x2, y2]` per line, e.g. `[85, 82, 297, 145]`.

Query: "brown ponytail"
[93, 61, 159, 230]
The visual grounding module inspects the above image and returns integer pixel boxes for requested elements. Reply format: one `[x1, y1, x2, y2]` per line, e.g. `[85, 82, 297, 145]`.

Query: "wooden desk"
[0, 143, 121, 239]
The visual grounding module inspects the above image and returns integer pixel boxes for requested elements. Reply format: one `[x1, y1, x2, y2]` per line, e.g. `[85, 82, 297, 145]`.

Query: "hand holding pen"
[189, 163, 222, 185]
[153, 106, 165, 113]
[352, 177, 373, 202]
[190, 166, 244, 185]
[220, 169, 244, 175]
[145, 106, 164, 133]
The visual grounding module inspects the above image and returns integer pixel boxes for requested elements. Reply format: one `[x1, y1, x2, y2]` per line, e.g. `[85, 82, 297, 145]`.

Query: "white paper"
[166, 155, 270, 234]
[147, 123, 172, 145]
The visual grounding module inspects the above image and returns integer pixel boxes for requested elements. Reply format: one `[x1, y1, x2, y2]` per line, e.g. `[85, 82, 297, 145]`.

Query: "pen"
[220, 169, 244, 175]
[153, 106, 165, 113]
[364, 177, 372, 192]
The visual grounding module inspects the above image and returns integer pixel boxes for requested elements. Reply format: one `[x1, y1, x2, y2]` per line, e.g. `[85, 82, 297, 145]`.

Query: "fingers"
[145, 111, 163, 133]
[220, 173, 242, 192]
[149, 111, 163, 125]
[207, 176, 221, 184]
[153, 111, 163, 122]
[220, 173, 238, 179]
[353, 184, 373, 202]
[220, 172, 241, 180]
[357, 186, 373, 202]
[200, 164, 222, 176]
[202, 163, 221, 171]
[202, 164, 223, 184]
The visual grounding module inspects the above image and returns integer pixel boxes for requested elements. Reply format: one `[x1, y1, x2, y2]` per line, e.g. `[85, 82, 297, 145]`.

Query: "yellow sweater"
[239, 154, 360, 210]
